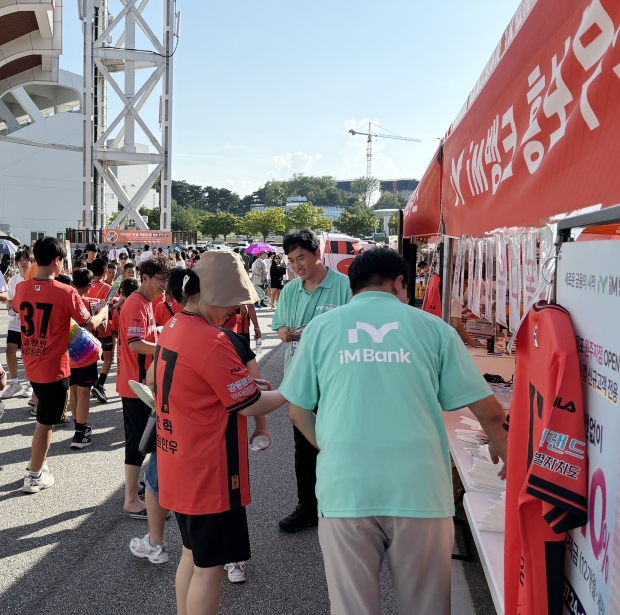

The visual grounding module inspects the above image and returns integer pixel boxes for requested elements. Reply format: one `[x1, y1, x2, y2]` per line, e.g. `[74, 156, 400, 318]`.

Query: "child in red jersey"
[85, 258, 113, 403]
[117, 258, 171, 518]
[15, 238, 108, 493]
[69, 269, 105, 449]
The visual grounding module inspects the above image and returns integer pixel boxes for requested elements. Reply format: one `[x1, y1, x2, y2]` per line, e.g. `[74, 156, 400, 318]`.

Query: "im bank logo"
[339, 322, 411, 364]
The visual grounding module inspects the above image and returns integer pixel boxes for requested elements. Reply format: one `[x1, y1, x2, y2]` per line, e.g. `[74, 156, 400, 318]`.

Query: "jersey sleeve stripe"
[528, 474, 587, 508]
[127, 336, 144, 343]
[542, 507, 566, 525]
[525, 486, 587, 531]
[226, 389, 261, 414]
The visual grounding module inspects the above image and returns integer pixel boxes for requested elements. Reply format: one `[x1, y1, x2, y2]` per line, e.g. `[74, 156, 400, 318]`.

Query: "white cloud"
[269, 151, 322, 173]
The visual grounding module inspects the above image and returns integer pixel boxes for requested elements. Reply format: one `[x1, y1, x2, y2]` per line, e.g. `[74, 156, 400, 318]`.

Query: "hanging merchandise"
[467, 238, 475, 310]
[471, 239, 483, 317]
[495, 234, 508, 328]
[538, 226, 555, 303]
[459, 238, 467, 303]
[422, 274, 442, 318]
[521, 232, 539, 313]
[452, 238, 464, 302]
[507, 235, 522, 334]
[504, 301, 587, 615]
[484, 237, 494, 322]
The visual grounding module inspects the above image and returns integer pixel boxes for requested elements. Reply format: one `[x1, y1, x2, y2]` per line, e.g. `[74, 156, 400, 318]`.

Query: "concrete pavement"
[0, 306, 493, 614]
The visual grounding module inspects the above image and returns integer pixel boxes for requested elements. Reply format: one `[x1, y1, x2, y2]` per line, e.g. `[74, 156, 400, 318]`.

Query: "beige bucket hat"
[193, 251, 258, 306]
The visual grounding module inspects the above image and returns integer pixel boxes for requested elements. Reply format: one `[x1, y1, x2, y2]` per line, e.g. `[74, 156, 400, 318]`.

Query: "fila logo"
[553, 396, 576, 413]
[230, 366, 242, 374]
[34, 285, 41, 291]
[231, 475, 239, 490]
[348, 322, 399, 344]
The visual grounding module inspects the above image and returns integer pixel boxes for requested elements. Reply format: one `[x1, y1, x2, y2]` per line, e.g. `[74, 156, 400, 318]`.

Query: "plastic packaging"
[249, 435, 270, 451]
[255, 338, 262, 356]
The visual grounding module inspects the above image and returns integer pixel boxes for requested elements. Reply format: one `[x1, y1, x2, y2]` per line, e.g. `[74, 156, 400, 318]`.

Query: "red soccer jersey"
[116, 291, 157, 398]
[154, 311, 260, 515]
[153, 299, 182, 327]
[504, 302, 587, 615]
[13, 278, 92, 383]
[86, 280, 111, 301]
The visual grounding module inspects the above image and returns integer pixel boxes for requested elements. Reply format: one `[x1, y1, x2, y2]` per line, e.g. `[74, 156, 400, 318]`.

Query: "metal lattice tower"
[81, 0, 177, 233]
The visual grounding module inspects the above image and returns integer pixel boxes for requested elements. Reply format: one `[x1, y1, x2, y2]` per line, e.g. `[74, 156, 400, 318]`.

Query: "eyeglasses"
[152, 275, 169, 284]
[120, 255, 128, 259]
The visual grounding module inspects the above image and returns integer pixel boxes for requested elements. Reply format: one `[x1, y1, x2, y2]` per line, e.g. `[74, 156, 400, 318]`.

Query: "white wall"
[0, 111, 82, 244]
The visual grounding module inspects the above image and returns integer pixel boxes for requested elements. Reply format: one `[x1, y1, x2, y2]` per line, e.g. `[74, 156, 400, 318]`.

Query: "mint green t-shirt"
[279, 291, 492, 519]
[272, 267, 352, 372]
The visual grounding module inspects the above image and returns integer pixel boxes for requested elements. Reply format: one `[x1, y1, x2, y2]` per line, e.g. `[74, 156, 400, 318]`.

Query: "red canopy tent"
[403, 0, 620, 238]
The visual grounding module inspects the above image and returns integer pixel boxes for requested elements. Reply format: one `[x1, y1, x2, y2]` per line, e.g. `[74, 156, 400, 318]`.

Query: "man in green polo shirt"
[272, 228, 351, 532]
[280, 247, 507, 615]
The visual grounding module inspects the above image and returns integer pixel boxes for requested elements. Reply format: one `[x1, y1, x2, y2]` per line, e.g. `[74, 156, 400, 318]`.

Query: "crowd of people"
[3, 229, 508, 615]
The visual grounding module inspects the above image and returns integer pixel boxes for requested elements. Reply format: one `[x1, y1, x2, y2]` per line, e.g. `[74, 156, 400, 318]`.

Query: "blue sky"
[61, 0, 521, 197]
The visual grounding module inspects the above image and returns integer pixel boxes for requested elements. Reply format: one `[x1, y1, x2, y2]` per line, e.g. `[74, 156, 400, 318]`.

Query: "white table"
[443, 407, 505, 615]
[467, 346, 516, 382]
[464, 492, 505, 615]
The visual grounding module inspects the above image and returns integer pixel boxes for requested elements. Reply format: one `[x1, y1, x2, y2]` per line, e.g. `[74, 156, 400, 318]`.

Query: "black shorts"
[7, 330, 21, 348]
[31, 378, 70, 425]
[99, 336, 114, 352]
[122, 396, 151, 467]
[70, 362, 98, 388]
[175, 507, 251, 568]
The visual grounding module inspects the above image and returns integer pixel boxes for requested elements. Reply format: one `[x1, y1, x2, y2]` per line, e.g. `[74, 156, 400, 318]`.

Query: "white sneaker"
[224, 562, 246, 583]
[2, 381, 23, 399]
[21, 384, 33, 398]
[23, 471, 55, 493]
[129, 534, 169, 564]
[26, 460, 50, 473]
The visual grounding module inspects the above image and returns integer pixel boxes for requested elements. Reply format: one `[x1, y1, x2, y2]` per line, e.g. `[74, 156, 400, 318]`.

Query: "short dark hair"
[139, 257, 171, 279]
[56, 273, 72, 286]
[144, 244, 150, 251]
[15, 249, 33, 263]
[33, 237, 67, 266]
[283, 228, 320, 255]
[91, 258, 106, 276]
[348, 246, 409, 294]
[120, 278, 139, 297]
[108, 262, 118, 270]
[124, 262, 136, 272]
[417, 261, 428, 268]
[72, 268, 93, 289]
[85, 242, 98, 253]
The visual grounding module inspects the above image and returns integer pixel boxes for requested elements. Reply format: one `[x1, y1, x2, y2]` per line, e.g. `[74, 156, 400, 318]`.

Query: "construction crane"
[349, 122, 421, 178]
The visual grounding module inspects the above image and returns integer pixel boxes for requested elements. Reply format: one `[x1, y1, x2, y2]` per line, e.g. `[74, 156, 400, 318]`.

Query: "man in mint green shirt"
[280, 247, 507, 615]
[272, 229, 351, 533]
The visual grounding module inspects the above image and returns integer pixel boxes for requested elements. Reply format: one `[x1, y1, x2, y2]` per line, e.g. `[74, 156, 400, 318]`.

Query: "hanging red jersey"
[504, 302, 587, 615]
[422, 274, 442, 318]
[153, 299, 182, 327]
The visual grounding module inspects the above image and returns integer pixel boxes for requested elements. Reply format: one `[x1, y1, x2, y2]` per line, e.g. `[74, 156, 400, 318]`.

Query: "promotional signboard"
[557, 240, 620, 615]
[102, 229, 173, 245]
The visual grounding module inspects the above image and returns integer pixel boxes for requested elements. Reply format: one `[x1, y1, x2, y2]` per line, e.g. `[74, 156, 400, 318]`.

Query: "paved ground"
[0, 305, 495, 614]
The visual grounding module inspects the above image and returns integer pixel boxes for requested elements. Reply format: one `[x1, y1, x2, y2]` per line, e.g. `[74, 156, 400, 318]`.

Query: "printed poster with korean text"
[557, 240, 620, 615]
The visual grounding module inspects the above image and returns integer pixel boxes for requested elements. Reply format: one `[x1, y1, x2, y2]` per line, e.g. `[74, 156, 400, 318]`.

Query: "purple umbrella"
[245, 242, 276, 255]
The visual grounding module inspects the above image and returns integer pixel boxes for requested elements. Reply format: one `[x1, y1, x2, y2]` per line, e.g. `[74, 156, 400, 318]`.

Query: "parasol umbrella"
[0, 239, 17, 255]
[245, 242, 276, 255]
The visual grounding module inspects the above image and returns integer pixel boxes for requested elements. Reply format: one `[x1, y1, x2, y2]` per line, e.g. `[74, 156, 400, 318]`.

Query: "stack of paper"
[476, 492, 506, 532]
[455, 416, 488, 446]
[467, 444, 505, 492]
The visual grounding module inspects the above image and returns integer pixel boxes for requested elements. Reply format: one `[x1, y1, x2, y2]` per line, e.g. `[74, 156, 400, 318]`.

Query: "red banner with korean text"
[442, 0, 620, 236]
[402, 145, 442, 237]
[102, 229, 173, 245]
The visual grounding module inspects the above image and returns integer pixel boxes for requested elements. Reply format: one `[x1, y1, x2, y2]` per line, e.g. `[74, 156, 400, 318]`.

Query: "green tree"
[139, 206, 161, 230]
[335, 209, 379, 237]
[216, 212, 241, 241]
[287, 173, 348, 208]
[200, 214, 219, 241]
[374, 192, 407, 210]
[171, 204, 200, 232]
[243, 208, 286, 241]
[286, 202, 333, 232]
[350, 176, 380, 207]
[263, 180, 289, 206]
